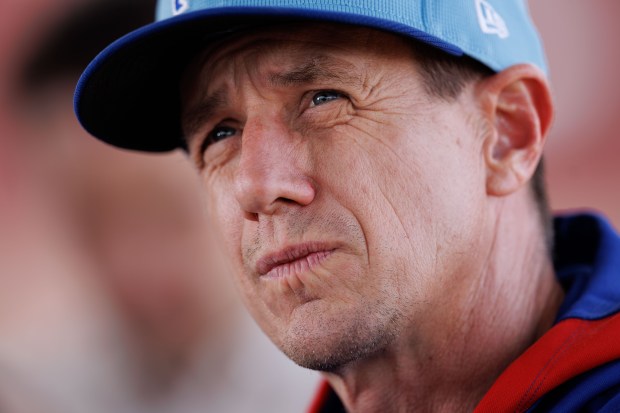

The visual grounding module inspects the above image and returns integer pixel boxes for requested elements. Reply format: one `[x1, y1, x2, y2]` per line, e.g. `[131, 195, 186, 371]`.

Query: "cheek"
[204, 174, 244, 271]
[313, 135, 437, 297]
[313, 114, 485, 291]
[205, 186, 275, 329]
[203, 172, 283, 327]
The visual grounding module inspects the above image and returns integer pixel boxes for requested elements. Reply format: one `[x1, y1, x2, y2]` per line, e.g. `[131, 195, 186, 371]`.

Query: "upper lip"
[255, 242, 336, 276]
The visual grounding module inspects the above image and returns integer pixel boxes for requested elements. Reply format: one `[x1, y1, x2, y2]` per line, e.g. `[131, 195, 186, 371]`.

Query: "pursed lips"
[256, 243, 336, 279]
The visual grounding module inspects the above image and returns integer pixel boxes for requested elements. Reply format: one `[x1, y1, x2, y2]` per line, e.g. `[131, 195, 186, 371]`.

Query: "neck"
[322, 194, 564, 413]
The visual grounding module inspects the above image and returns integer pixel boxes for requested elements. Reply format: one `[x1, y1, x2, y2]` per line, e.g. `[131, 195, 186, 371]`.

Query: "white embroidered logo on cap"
[172, 0, 189, 15]
[475, 0, 509, 39]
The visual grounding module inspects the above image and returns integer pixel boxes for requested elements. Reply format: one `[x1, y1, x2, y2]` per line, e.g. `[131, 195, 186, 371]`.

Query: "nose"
[233, 115, 316, 216]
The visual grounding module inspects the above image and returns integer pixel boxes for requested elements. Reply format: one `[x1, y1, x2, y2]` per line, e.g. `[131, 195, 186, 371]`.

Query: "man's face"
[183, 23, 489, 370]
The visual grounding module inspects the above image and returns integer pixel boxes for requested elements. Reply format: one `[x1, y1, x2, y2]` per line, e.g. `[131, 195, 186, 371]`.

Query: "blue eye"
[200, 126, 237, 154]
[311, 90, 342, 106]
[208, 126, 237, 143]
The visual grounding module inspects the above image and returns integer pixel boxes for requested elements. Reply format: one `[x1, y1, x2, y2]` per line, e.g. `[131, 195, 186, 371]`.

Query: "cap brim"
[74, 6, 462, 152]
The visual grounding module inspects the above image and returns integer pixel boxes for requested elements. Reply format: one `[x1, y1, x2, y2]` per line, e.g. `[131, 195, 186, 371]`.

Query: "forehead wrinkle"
[268, 55, 361, 88]
[183, 52, 363, 143]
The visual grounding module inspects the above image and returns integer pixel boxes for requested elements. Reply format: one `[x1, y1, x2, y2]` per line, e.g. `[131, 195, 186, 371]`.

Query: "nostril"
[275, 197, 297, 205]
[243, 211, 259, 221]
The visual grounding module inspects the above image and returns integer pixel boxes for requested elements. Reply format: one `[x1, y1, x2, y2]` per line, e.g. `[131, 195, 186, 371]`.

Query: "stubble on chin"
[279, 300, 403, 373]
[239, 206, 404, 371]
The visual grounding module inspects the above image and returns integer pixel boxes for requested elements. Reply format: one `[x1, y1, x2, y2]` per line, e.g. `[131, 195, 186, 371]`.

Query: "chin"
[278, 301, 403, 372]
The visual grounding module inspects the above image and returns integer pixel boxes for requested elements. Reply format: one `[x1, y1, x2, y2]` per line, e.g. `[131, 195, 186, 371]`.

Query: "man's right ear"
[474, 64, 554, 197]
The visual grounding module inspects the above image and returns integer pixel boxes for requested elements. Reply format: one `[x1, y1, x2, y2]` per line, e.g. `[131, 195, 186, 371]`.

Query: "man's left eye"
[310, 90, 343, 107]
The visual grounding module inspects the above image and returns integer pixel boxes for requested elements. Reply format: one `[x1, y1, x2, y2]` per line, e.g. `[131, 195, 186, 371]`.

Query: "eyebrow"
[182, 56, 361, 142]
[182, 88, 228, 143]
[268, 56, 360, 87]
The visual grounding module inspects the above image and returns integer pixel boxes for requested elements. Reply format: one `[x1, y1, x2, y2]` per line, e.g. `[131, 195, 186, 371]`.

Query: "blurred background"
[0, 1, 617, 412]
[530, 1, 620, 227]
[0, 1, 318, 412]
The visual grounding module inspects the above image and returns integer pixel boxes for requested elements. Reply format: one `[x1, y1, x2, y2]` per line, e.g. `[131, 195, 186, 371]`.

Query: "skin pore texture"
[181, 23, 563, 413]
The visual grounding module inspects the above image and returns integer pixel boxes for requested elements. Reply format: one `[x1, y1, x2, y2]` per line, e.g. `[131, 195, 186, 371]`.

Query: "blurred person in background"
[0, 0, 318, 412]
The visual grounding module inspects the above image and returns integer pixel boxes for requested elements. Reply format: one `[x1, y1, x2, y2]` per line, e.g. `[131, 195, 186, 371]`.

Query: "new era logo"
[475, 0, 509, 39]
[173, 0, 189, 15]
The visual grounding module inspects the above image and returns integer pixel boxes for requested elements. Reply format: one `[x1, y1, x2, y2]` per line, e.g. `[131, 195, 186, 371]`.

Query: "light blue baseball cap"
[74, 0, 547, 152]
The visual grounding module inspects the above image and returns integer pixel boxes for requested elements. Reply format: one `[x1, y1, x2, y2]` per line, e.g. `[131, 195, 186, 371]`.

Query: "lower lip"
[263, 250, 335, 280]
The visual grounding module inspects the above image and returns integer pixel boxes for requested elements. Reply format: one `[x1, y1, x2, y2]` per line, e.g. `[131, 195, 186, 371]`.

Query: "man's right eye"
[201, 125, 237, 152]
[208, 126, 237, 143]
